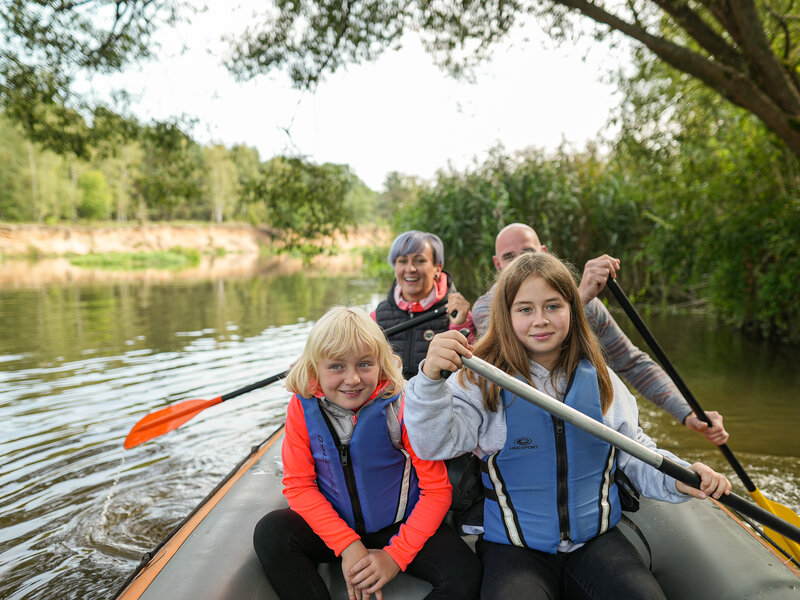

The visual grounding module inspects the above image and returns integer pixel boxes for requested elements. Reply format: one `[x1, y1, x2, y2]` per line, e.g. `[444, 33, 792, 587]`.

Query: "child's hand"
[340, 540, 369, 599]
[421, 330, 472, 380]
[676, 462, 732, 499]
[348, 548, 401, 599]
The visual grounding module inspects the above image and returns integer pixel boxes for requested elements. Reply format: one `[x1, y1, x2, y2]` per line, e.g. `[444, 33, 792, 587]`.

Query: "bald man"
[472, 223, 728, 444]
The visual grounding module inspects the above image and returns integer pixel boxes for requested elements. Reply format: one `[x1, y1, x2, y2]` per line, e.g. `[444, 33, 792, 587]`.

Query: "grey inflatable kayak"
[114, 426, 800, 599]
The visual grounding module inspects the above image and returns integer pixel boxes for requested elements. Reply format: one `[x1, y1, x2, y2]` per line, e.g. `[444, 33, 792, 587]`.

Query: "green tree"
[230, 144, 263, 222]
[343, 169, 379, 223]
[99, 142, 143, 222]
[391, 146, 636, 298]
[0, 0, 177, 155]
[380, 172, 425, 223]
[77, 169, 112, 220]
[135, 120, 203, 221]
[0, 115, 31, 221]
[27, 145, 74, 223]
[251, 156, 354, 257]
[610, 51, 800, 341]
[227, 0, 800, 157]
[90, 109, 143, 221]
[202, 145, 241, 223]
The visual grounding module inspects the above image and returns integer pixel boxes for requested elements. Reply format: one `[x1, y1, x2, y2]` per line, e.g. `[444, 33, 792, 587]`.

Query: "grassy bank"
[67, 247, 210, 270]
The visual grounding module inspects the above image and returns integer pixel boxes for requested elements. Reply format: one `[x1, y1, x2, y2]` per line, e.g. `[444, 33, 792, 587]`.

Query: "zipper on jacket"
[320, 407, 366, 533]
[553, 416, 570, 541]
[337, 443, 366, 533]
[403, 309, 415, 377]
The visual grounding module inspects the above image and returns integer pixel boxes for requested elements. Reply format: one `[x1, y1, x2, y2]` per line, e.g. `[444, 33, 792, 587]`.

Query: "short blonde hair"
[285, 306, 405, 398]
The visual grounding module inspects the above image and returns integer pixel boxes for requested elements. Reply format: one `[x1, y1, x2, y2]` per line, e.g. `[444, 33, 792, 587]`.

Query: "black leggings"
[254, 508, 481, 600]
[477, 527, 666, 600]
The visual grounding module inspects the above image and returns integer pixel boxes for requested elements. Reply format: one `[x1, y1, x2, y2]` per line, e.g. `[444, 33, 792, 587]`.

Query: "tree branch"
[726, 0, 800, 113]
[761, 0, 791, 60]
[696, 0, 745, 47]
[650, 0, 743, 69]
[312, 0, 354, 85]
[554, 0, 800, 153]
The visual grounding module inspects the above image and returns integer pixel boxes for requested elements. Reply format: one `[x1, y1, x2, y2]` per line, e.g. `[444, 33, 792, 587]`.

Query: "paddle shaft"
[461, 354, 800, 545]
[605, 278, 756, 491]
[218, 305, 455, 403]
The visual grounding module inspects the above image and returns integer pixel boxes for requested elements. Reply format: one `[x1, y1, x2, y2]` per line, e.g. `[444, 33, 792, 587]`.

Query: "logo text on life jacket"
[511, 436, 538, 450]
[317, 433, 340, 496]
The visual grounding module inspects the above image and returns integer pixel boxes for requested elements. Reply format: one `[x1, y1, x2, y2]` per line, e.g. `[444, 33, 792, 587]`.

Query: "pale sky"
[95, 3, 626, 191]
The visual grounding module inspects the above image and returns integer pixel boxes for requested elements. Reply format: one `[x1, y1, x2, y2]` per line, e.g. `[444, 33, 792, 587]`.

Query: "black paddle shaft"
[605, 277, 757, 492]
[220, 306, 455, 403]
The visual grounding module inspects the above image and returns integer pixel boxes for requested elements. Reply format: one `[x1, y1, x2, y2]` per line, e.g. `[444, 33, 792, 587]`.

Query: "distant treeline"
[0, 113, 388, 256]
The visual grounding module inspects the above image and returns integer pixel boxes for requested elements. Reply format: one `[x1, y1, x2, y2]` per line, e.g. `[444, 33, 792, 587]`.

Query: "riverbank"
[0, 223, 391, 286]
[0, 223, 271, 256]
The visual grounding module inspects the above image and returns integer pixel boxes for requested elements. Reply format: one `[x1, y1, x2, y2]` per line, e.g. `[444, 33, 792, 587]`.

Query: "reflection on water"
[0, 276, 798, 600]
[0, 272, 382, 600]
[614, 307, 800, 514]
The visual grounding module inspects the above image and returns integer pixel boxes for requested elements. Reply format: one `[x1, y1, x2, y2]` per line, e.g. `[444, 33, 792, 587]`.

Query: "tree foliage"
[77, 169, 112, 220]
[385, 44, 800, 342]
[391, 146, 640, 298]
[135, 120, 204, 220]
[0, 112, 374, 256]
[610, 50, 800, 340]
[228, 0, 800, 156]
[0, 115, 31, 221]
[0, 0, 176, 155]
[248, 156, 355, 257]
[203, 145, 241, 223]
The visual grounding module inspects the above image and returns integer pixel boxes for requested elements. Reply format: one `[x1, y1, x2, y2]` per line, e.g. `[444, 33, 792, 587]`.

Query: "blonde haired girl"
[254, 306, 480, 600]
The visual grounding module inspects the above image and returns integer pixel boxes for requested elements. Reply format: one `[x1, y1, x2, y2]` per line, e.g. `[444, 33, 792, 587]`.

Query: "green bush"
[77, 170, 112, 220]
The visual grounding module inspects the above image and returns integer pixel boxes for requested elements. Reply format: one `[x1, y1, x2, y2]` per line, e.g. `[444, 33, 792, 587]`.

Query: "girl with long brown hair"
[403, 252, 730, 599]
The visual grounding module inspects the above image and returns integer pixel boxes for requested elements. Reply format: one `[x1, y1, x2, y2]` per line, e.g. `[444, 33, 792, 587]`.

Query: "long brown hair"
[461, 252, 612, 413]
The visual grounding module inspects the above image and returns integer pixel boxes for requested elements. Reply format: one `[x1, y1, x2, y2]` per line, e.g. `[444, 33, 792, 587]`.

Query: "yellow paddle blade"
[751, 488, 800, 561]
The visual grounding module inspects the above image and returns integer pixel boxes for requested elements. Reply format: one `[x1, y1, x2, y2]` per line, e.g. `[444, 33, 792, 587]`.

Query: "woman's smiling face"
[393, 242, 442, 302]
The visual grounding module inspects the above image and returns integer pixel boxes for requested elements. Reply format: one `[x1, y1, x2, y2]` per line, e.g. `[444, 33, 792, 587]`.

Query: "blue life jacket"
[299, 392, 421, 534]
[482, 360, 621, 552]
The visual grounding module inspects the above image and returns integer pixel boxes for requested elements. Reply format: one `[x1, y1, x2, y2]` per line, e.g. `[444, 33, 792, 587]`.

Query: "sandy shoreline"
[0, 223, 390, 286]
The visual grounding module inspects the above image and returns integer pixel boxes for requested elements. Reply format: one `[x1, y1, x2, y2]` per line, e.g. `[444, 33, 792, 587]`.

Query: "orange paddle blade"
[124, 396, 223, 449]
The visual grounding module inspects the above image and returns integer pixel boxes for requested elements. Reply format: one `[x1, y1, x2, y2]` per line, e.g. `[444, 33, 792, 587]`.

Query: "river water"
[1, 266, 798, 599]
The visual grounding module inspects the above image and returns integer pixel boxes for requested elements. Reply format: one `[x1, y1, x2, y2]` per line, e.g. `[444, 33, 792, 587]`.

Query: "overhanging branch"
[554, 0, 800, 153]
[650, 0, 742, 69]
[727, 0, 800, 113]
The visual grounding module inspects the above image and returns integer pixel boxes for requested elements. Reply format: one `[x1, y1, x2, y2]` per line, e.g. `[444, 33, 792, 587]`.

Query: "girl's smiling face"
[393, 242, 443, 302]
[317, 345, 380, 410]
[510, 275, 571, 370]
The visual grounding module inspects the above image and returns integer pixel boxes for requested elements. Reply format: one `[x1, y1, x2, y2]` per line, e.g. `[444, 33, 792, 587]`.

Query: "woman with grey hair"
[371, 230, 475, 380]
